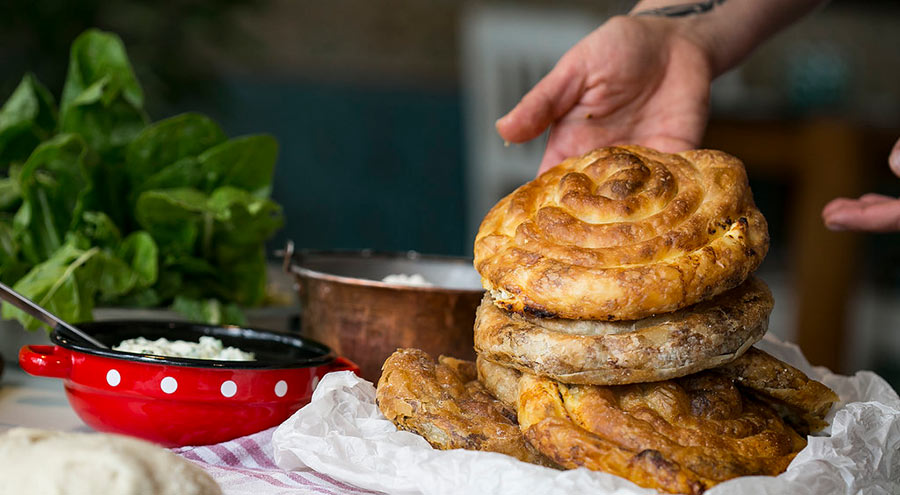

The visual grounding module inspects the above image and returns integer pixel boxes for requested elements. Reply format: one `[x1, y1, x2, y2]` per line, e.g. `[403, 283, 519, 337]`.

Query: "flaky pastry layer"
[375, 348, 553, 466]
[474, 145, 769, 320]
[474, 277, 773, 385]
[478, 347, 837, 493]
[516, 370, 807, 494]
[711, 347, 839, 435]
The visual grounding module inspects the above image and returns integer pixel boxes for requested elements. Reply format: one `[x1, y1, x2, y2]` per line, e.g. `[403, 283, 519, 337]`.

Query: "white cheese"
[113, 336, 255, 361]
[381, 273, 433, 287]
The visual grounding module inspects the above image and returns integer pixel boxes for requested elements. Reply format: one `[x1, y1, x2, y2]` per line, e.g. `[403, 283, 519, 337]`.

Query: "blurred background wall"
[2, 0, 900, 381]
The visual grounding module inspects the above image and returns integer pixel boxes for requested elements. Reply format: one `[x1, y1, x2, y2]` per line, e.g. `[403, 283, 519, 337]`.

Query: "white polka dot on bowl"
[106, 369, 120, 387]
[274, 380, 288, 397]
[221, 380, 237, 398]
[160, 376, 178, 394]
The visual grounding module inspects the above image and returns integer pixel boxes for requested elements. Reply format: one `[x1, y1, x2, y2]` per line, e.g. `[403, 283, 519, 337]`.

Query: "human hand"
[822, 138, 900, 232]
[495, 15, 714, 175]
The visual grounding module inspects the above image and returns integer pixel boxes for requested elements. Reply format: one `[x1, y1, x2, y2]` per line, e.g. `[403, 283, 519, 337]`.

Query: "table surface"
[0, 365, 89, 434]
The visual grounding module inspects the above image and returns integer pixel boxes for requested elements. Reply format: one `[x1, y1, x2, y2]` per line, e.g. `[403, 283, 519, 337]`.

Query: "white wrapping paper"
[272, 335, 900, 494]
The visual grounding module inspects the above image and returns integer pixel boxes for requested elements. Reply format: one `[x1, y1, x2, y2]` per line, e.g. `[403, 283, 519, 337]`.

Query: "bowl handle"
[324, 356, 360, 376]
[19, 345, 72, 379]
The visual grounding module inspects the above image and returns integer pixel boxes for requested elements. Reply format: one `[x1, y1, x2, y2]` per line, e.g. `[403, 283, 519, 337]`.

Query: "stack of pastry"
[376, 146, 838, 494]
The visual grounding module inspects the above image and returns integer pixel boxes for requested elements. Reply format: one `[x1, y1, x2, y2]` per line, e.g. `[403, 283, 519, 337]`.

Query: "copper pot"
[285, 248, 484, 381]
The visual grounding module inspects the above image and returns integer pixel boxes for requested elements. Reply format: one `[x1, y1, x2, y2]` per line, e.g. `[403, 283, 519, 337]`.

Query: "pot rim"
[288, 248, 484, 294]
[51, 320, 336, 370]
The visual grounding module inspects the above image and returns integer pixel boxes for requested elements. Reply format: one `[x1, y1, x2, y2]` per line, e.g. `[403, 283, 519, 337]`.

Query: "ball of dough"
[0, 428, 221, 495]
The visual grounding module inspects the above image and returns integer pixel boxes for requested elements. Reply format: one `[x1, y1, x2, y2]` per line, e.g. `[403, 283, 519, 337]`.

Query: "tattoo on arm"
[633, 0, 727, 18]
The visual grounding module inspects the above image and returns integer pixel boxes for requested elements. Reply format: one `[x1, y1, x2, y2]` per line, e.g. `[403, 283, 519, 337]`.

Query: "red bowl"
[18, 320, 358, 447]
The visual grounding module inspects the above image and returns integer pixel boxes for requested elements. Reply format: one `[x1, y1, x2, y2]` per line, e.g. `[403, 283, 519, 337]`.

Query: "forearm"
[629, 0, 827, 76]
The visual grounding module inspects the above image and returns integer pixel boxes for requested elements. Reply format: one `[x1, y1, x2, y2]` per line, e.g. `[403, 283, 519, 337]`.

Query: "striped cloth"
[174, 427, 384, 495]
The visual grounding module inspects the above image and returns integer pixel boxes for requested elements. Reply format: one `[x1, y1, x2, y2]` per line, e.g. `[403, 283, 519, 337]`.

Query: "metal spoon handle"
[0, 281, 107, 349]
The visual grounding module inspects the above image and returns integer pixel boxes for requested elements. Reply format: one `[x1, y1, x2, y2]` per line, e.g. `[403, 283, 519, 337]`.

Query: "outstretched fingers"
[822, 195, 900, 232]
[495, 55, 586, 144]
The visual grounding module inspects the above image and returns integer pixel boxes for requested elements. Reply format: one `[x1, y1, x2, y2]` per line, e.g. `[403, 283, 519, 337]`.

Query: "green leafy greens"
[0, 29, 283, 329]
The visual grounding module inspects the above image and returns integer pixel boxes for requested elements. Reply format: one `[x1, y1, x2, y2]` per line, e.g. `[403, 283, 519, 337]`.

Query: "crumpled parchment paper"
[272, 334, 900, 495]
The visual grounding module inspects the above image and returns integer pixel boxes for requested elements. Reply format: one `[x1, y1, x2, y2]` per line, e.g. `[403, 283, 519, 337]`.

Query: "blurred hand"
[495, 15, 714, 175]
[822, 138, 900, 232]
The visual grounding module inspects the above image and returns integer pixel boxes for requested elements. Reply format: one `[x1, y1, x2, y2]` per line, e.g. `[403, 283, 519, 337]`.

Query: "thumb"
[495, 54, 586, 144]
[890, 136, 900, 178]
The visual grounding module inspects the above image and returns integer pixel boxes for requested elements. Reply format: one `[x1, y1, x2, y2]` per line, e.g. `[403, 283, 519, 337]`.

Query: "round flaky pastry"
[474, 145, 769, 320]
[479, 348, 835, 493]
[376, 348, 553, 466]
[474, 276, 773, 385]
[516, 370, 807, 494]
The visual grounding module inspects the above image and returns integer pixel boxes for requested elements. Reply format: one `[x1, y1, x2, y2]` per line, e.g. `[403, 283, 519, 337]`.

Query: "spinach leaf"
[153, 269, 188, 303]
[134, 186, 283, 306]
[78, 211, 121, 249]
[88, 249, 140, 302]
[87, 236, 157, 306]
[208, 186, 284, 245]
[127, 124, 276, 210]
[0, 217, 25, 284]
[134, 188, 207, 254]
[118, 231, 158, 289]
[125, 113, 226, 189]
[1, 243, 99, 330]
[0, 74, 57, 167]
[213, 245, 268, 306]
[110, 287, 160, 309]
[59, 29, 147, 158]
[152, 255, 218, 304]
[0, 219, 17, 265]
[0, 177, 21, 212]
[198, 135, 278, 197]
[13, 134, 89, 264]
[83, 161, 131, 230]
[162, 254, 217, 276]
[138, 156, 206, 194]
[2, 234, 158, 329]
[0, 164, 24, 212]
[207, 189, 282, 306]
[172, 295, 247, 326]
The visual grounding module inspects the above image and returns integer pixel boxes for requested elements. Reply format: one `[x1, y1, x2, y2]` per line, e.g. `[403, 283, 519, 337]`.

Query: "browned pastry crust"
[711, 347, 839, 435]
[517, 371, 807, 494]
[480, 347, 837, 493]
[474, 276, 773, 385]
[479, 346, 838, 433]
[474, 145, 769, 321]
[476, 354, 521, 410]
[375, 348, 553, 466]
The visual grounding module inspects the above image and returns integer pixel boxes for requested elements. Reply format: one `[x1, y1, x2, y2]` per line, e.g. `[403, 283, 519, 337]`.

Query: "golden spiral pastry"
[478, 348, 836, 494]
[474, 145, 769, 321]
[516, 370, 807, 494]
[474, 277, 773, 385]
